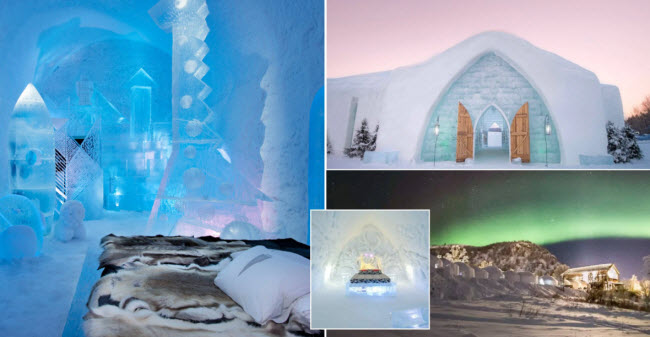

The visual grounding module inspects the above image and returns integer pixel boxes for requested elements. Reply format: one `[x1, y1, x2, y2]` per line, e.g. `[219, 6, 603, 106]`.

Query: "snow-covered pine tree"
[369, 124, 379, 151]
[344, 119, 378, 159]
[623, 124, 643, 160]
[607, 121, 644, 163]
[606, 121, 620, 156]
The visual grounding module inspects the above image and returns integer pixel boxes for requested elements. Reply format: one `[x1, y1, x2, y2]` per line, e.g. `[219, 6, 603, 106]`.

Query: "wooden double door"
[455, 102, 530, 163]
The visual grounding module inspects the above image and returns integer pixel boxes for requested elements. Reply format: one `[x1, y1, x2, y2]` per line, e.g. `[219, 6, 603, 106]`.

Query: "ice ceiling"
[0, 0, 324, 243]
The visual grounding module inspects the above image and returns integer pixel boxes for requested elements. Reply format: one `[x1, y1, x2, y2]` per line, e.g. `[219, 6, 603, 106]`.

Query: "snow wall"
[0, 0, 323, 243]
[311, 210, 430, 290]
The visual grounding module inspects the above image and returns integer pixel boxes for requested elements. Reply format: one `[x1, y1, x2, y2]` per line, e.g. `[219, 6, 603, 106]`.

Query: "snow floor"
[0, 211, 153, 337]
[327, 140, 650, 169]
[327, 296, 650, 337]
[311, 285, 428, 329]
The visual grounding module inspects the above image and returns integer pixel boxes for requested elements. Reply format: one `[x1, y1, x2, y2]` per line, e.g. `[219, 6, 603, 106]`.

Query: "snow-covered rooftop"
[562, 263, 615, 275]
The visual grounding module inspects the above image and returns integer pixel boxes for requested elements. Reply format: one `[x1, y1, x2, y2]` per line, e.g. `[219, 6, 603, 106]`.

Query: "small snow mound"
[55, 200, 86, 242]
[0, 194, 44, 254]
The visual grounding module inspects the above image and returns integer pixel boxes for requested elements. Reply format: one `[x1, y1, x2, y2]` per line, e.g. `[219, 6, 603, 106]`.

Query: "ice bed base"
[346, 281, 396, 296]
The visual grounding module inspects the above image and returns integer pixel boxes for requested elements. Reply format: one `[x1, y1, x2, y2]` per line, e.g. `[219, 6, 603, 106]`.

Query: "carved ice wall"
[147, 0, 267, 236]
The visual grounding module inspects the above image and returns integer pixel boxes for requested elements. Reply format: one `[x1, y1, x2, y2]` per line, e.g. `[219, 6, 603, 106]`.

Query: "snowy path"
[327, 140, 650, 169]
[428, 297, 650, 336]
[327, 297, 650, 337]
[0, 211, 150, 337]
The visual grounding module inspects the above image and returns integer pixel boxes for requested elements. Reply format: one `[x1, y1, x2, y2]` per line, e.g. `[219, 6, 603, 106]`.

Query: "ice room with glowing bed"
[0, 0, 324, 336]
[310, 210, 430, 329]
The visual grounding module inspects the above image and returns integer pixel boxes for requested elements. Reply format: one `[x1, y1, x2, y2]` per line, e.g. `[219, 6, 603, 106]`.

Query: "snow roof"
[562, 263, 617, 275]
[328, 70, 390, 90]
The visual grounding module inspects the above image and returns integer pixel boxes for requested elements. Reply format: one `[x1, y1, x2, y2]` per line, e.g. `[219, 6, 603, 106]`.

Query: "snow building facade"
[327, 32, 625, 166]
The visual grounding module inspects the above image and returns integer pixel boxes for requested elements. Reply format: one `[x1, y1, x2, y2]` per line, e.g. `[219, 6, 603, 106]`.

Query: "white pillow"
[230, 247, 308, 264]
[290, 293, 310, 328]
[214, 245, 310, 324]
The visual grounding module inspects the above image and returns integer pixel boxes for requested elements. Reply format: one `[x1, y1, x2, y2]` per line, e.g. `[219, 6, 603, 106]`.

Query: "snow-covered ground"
[311, 285, 428, 329]
[328, 297, 650, 337]
[428, 297, 650, 337]
[0, 211, 150, 337]
[327, 140, 650, 169]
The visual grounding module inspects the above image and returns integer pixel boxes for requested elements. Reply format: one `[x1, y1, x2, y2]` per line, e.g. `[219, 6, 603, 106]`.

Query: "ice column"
[9, 84, 56, 235]
[148, 0, 266, 235]
[128, 68, 155, 142]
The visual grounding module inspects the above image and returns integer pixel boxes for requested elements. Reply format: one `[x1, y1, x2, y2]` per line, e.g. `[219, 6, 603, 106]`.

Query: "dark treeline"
[625, 96, 650, 134]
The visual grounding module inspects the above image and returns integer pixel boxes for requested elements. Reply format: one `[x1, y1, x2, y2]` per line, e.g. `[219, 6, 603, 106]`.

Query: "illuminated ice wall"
[147, 0, 268, 236]
[0, 0, 323, 243]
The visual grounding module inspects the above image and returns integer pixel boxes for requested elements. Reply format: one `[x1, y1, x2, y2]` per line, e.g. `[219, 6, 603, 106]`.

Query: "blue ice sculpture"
[9, 84, 55, 235]
[0, 194, 45, 257]
[147, 0, 268, 236]
[128, 68, 156, 142]
[102, 68, 171, 212]
[53, 79, 105, 220]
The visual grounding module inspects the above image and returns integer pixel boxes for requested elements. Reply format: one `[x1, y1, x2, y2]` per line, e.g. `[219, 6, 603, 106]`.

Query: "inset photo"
[310, 209, 430, 329]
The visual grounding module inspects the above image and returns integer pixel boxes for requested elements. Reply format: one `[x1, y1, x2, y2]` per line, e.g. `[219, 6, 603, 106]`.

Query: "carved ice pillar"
[9, 84, 56, 234]
[147, 0, 265, 235]
[128, 68, 156, 142]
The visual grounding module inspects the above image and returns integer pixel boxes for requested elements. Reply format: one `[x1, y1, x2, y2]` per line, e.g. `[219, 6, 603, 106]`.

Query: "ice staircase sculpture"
[148, 0, 268, 236]
[54, 121, 103, 218]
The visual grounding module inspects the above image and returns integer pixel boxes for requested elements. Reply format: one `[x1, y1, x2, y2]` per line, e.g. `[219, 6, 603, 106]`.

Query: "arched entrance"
[420, 52, 560, 164]
[473, 104, 510, 163]
[454, 102, 531, 164]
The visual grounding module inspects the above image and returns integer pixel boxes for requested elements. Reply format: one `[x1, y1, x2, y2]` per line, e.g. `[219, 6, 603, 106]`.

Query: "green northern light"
[325, 171, 650, 246]
[429, 172, 650, 246]
[435, 208, 650, 246]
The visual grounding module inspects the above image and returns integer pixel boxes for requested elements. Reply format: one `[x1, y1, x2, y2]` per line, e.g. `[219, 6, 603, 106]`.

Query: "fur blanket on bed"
[84, 235, 320, 337]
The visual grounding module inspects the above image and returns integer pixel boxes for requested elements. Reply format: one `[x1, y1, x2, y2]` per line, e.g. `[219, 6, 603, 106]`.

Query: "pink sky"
[327, 0, 650, 117]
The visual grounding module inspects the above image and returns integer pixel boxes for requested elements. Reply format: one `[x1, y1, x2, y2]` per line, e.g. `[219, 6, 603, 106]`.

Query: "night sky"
[327, 171, 650, 278]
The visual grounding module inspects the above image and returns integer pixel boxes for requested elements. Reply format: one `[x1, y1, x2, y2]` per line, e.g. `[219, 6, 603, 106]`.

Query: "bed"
[346, 254, 396, 296]
[84, 234, 322, 337]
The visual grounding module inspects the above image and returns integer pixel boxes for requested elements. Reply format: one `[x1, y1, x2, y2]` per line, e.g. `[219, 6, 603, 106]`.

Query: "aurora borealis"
[326, 171, 650, 246]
